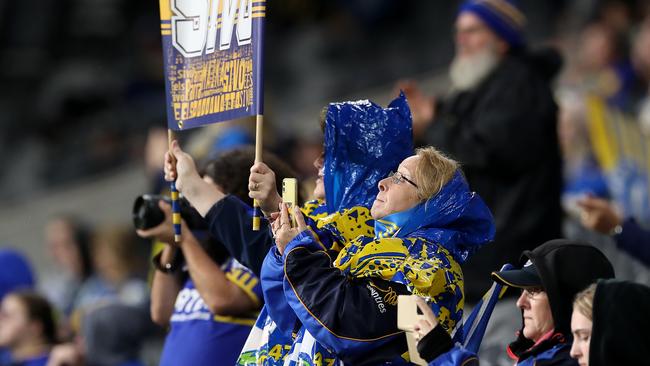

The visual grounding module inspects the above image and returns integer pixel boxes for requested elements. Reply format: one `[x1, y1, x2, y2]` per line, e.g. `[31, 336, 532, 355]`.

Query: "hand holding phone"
[282, 178, 298, 227]
[397, 295, 428, 365]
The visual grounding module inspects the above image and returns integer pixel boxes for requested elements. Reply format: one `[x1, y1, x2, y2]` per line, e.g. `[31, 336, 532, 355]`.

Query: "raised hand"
[248, 162, 282, 216]
[164, 140, 201, 193]
[577, 196, 623, 235]
[163, 140, 225, 216]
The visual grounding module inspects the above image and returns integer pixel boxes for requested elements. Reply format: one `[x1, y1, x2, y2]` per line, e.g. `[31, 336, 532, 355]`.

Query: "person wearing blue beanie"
[458, 0, 526, 49]
[401, 2, 563, 363]
[0, 249, 35, 301]
[0, 249, 36, 366]
[449, 0, 528, 93]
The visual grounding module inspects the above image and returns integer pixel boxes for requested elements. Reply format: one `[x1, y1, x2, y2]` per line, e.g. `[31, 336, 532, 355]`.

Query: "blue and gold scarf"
[328, 172, 495, 331]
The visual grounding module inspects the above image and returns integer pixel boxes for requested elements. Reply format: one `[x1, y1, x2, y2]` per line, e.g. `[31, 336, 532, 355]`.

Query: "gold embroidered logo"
[368, 281, 398, 306]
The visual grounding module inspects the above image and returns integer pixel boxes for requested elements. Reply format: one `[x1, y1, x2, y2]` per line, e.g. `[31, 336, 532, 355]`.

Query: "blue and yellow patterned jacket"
[262, 172, 494, 365]
[238, 94, 415, 365]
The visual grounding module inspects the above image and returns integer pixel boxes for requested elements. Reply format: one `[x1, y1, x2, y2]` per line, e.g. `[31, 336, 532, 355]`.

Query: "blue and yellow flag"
[585, 95, 650, 223]
[159, 0, 265, 130]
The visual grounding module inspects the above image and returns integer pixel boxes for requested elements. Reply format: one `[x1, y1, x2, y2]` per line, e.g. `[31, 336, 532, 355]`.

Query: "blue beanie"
[459, 0, 526, 48]
[0, 248, 35, 300]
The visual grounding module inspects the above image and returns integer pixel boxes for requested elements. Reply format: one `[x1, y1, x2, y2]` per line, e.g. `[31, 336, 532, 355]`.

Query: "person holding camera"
[138, 148, 276, 366]
[160, 144, 300, 278]
[161, 142, 329, 366]
[164, 95, 416, 365]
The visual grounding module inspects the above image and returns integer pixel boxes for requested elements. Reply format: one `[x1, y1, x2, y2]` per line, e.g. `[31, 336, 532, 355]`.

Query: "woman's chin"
[312, 183, 325, 200]
[370, 204, 383, 220]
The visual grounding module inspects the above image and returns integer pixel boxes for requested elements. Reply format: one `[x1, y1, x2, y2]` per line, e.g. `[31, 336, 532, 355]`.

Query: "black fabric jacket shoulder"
[523, 240, 614, 337]
[426, 50, 563, 301]
[205, 195, 273, 276]
[507, 240, 614, 364]
[590, 279, 650, 366]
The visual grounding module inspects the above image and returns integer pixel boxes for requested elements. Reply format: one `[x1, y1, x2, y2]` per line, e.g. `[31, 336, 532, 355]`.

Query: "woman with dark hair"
[139, 146, 301, 366]
[0, 291, 56, 366]
[41, 215, 94, 316]
[200, 146, 304, 209]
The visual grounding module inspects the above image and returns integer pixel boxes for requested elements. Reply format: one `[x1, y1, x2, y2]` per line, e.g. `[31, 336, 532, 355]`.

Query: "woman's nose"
[378, 177, 389, 192]
[516, 292, 528, 309]
[313, 155, 324, 170]
[569, 340, 580, 359]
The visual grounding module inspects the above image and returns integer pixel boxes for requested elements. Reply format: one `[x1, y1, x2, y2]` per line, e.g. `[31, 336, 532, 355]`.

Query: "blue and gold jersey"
[160, 258, 262, 366]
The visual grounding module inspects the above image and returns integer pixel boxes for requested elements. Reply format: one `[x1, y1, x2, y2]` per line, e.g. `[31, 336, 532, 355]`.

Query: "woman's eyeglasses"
[521, 287, 544, 300]
[388, 171, 418, 188]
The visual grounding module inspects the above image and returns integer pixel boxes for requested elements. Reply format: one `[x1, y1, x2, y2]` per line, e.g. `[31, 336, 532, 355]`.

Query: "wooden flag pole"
[252, 114, 263, 231]
[168, 129, 182, 243]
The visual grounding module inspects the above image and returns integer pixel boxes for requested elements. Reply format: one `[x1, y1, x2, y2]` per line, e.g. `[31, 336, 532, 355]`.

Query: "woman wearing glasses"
[265, 146, 495, 365]
[411, 240, 615, 366]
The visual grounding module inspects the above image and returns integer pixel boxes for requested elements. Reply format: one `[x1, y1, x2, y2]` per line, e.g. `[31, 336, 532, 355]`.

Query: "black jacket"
[590, 279, 650, 366]
[426, 50, 563, 302]
[507, 240, 615, 362]
[416, 240, 615, 366]
[204, 195, 273, 276]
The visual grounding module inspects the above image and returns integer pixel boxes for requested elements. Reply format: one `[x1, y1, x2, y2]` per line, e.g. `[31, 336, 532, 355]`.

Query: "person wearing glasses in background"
[412, 240, 615, 366]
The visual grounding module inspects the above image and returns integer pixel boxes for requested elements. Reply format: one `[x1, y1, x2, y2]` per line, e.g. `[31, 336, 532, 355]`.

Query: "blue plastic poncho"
[238, 94, 413, 366]
[324, 92, 413, 212]
[374, 171, 496, 263]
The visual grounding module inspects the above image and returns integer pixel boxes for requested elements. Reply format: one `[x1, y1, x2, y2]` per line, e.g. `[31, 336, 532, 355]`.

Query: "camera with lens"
[132, 194, 207, 231]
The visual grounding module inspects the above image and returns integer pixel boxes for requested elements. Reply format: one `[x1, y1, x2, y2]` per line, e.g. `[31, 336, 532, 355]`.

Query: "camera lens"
[132, 195, 166, 230]
[132, 194, 206, 231]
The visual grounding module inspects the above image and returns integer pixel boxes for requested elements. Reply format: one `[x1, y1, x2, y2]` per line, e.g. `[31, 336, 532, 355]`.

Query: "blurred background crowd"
[1, 0, 650, 365]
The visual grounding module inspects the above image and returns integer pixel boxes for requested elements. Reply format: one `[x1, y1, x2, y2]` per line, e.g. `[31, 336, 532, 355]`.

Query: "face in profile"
[516, 288, 555, 342]
[0, 295, 31, 349]
[312, 153, 325, 201]
[370, 155, 421, 220]
[569, 308, 592, 366]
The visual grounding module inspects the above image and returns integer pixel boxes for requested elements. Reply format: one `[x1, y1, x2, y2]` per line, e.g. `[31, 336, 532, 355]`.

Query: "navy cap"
[491, 259, 542, 288]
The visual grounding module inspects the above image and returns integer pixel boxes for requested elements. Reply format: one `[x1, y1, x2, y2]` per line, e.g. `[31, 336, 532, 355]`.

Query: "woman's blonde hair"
[414, 146, 459, 201]
[573, 283, 597, 320]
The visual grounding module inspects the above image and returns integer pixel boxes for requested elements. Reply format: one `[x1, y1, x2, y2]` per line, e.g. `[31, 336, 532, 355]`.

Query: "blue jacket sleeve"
[260, 246, 297, 335]
[281, 231, 411, 363]
[204, 195, 274, 276]
[615, 218, 650, 266]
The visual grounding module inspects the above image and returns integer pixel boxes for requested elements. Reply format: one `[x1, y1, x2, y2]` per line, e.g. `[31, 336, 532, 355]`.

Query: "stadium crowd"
[1, 0, 650, 365]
